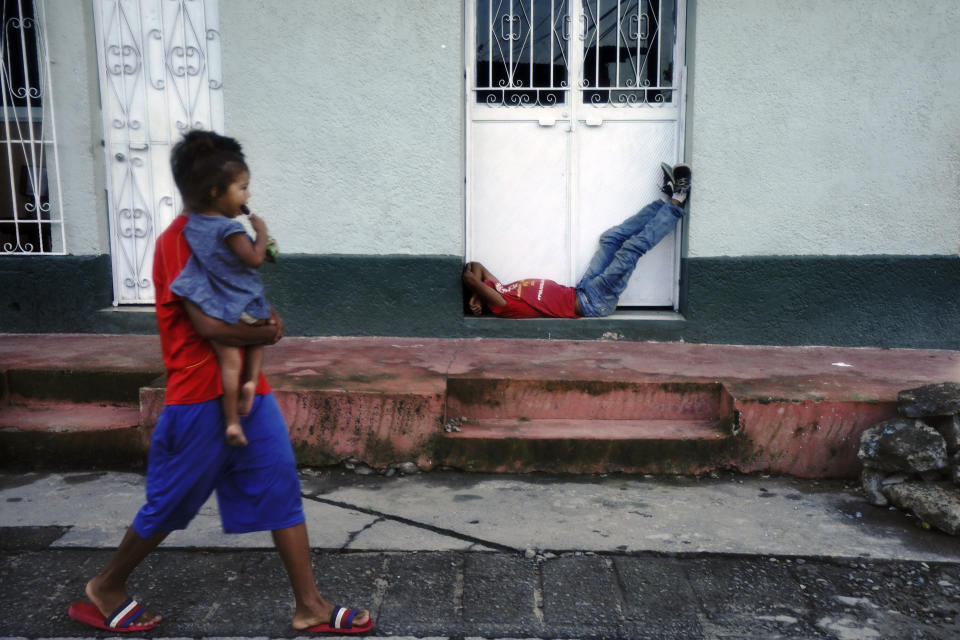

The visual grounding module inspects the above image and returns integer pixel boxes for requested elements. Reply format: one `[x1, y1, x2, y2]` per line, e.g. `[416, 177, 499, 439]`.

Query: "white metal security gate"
[0, 0, 65, 255]
[466, 0, 686, 308]
[93, 0, 223, 304]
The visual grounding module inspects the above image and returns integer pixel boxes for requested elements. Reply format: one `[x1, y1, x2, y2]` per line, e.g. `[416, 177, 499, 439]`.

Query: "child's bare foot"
[225, 422, 248, 447]
[239, 380, 256, 416]
[85, 576, 162, 628]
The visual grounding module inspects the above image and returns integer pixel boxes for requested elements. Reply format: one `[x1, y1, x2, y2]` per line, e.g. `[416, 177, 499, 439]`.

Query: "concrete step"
[445, 378, 734, 421]
[2, 367, 161, 404]
[437, 379, 742, 473]
[0, 400, 147, 470]
[0, 357, 904, 477]
[445, 417, 729, 440]
[436, 418, 741, 474]
[0, 367, 155, 469]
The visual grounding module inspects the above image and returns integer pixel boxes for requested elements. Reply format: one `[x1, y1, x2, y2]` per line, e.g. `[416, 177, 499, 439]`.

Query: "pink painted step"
[446, 418, 729, 441]
[445, 378, 734, 421]
[0, 401, 148, 469]
[0, 401, 140, 432]
[438, 379, 740, 474]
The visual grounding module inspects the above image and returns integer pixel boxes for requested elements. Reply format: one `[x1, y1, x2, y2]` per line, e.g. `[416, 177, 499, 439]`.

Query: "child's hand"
[248, 213, 267, 235]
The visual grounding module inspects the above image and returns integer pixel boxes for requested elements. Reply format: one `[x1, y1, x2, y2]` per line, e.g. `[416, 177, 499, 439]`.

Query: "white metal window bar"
[0, 0, 64, 254]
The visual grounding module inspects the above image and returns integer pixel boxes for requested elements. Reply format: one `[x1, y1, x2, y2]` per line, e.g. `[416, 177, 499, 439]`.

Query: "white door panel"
[575, 120, 678, 306]
[466, 0, 686, 311]
[470, 120, 570, 285]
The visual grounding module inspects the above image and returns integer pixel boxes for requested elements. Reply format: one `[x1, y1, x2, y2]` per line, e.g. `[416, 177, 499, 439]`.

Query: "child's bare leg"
[239, 345, 263, 417]
[211, 341, 248, 447]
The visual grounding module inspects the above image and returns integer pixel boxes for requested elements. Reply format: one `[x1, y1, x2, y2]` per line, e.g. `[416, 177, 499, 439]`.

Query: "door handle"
[584, 118, 603, 127]
[538, 118, 557, 127]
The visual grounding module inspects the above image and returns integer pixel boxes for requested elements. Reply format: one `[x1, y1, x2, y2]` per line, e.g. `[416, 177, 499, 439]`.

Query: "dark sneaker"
[659, 162, 675, 196]
[670, 163, 692, 200]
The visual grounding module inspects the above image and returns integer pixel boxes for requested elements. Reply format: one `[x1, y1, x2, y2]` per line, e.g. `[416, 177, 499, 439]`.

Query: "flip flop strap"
[330, 606, 358, 630]
[106, 598, 145, 628]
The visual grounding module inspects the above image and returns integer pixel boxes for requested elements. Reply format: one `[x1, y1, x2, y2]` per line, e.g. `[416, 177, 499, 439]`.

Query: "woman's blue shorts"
[132, 392, 305, 538]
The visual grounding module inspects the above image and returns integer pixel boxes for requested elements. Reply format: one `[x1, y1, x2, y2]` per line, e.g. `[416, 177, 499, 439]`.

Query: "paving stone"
[312, 552, 384, 613]
[540, 555, 627, 638]
[137, 551, 290, 637]
[685, 557, 820, 638]
[0, 550, 92, 637]
[0, 525, 69, 550]
[377, 552, 461, 636]
[795, 560, 960, 639]
[613, 556, 704, 639]
[461, 553, 540, 637]
[4, 547, 960, 639]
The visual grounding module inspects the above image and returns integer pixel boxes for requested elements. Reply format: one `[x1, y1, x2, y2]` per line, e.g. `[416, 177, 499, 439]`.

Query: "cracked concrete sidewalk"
[2, 469, 958, 562]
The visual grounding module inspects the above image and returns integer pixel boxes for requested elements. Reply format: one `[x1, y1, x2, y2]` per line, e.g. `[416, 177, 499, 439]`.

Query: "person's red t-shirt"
[484, 278, 579, 319]
[153, 215, 270, 405]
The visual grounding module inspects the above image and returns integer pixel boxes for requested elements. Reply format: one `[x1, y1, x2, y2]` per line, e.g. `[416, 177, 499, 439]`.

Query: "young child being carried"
[169, 130, 273, 447]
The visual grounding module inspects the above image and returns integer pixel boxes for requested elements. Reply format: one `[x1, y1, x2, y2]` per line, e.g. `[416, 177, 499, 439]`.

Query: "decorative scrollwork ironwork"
[480, 88, 566, 107]
[206, 28, 222, 89]
[105, 43, 142, 76]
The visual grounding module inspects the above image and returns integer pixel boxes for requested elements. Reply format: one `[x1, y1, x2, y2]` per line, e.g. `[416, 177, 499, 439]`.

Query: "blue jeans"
[575, 199, 684, 317]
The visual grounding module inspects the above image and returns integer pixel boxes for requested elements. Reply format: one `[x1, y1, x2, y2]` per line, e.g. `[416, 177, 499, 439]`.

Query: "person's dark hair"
[170, 130, 248, 211]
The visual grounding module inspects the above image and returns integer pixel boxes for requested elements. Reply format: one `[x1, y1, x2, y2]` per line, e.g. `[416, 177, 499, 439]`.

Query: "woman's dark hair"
[170, 130, 248, 211]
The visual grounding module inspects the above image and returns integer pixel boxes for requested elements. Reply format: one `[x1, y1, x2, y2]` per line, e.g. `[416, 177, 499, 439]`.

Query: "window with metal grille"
[474, 0, 677, 107]
[582, 0, 676, 105]
[475, 0, 570, 106]
[0, 0, 63, 254]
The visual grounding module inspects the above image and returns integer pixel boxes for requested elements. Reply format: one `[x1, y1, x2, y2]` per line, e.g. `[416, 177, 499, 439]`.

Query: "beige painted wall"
[686, 0, 960, 257]
[220, 0, 464, 256]
[49, 1, 960, 260]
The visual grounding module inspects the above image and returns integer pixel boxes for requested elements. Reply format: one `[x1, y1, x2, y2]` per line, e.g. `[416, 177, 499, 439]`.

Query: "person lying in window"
[463, 163, 690, 319]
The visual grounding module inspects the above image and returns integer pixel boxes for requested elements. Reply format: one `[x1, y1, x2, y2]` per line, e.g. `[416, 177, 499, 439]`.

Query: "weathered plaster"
[687, 0, 960, 257]
[219, 1, 464, 256]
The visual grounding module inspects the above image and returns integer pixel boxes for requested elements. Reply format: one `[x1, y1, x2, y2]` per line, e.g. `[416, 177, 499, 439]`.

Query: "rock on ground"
[899, 382, 960, 418]
[858, 418, 948, 474]
[883, 481, 960, 536]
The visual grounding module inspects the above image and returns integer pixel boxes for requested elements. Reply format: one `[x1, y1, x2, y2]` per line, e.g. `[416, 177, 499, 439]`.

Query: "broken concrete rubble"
[883, 482, 960, 536]
[857, 418, 947, 473]
[898, 382, 960, 418]
[859, 382, 960, 535]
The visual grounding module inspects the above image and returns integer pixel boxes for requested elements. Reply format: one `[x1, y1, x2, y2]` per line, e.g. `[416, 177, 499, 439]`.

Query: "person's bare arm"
[464, 261, 501, 283]
[183, 300, 283, 346]
[226, 214, 268, 268]
[462, 261, 507, 313]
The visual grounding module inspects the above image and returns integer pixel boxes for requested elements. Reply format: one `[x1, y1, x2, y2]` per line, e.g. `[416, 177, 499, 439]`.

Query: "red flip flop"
[68, 598, 160, 632]
[301, 605, 374, 635]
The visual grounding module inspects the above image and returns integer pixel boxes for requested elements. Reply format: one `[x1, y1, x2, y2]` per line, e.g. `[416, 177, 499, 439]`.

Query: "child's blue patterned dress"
[170, 214, 271, 324]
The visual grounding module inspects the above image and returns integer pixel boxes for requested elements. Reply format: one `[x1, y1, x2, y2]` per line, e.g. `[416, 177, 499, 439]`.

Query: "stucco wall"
[219, 1, 464, 256]
[687, 0, 960, 257]
[46, 1, 105, 256]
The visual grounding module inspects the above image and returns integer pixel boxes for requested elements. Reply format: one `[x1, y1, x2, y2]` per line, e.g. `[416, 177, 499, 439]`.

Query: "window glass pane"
[476, 0, 569, 106]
